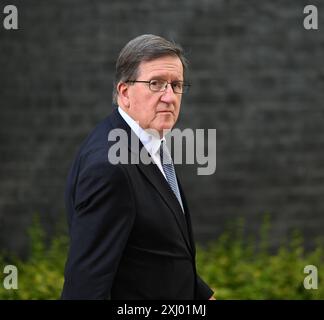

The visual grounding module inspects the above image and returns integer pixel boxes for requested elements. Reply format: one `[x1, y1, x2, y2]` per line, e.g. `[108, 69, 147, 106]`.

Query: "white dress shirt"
[118, 107, 166, 179]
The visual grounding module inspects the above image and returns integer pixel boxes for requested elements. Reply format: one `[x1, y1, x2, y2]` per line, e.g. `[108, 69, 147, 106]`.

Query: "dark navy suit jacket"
[61, 108, 213, 299]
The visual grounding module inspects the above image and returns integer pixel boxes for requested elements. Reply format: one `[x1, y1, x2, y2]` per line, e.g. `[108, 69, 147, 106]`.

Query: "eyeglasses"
[125, 79, 191, 94]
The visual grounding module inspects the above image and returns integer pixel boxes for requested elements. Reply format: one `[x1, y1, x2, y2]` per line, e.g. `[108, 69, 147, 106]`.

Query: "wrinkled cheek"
[174, 110, 180, 122]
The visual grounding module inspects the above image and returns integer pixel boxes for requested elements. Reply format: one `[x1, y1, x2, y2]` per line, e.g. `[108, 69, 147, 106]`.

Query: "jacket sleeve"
[61, 162, 135, 299]
[196, 275, 214, 300]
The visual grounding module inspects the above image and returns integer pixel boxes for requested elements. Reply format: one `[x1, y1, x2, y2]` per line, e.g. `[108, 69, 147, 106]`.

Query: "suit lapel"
[178, 180, 196, 257]
[136, 160, 193, 255]
[108, 108, 194, 256]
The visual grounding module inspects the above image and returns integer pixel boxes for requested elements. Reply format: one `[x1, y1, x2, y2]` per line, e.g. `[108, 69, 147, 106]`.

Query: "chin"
[151, 118, 176, 134]
[161, 121, 175, 130]
[150, 124, 171, 136]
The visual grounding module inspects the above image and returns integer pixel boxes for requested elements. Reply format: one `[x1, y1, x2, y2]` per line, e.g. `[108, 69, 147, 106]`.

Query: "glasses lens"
[149, 80, 166, 92]
[172, 81, 184, 94]
[148, 80, 190, 94]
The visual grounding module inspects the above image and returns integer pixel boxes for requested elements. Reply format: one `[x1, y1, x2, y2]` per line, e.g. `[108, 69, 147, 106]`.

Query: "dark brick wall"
[0, 0, 323, 255]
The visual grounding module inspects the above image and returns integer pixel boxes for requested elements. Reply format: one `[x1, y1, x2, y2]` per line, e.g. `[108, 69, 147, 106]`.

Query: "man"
[61, 34, 214, 300]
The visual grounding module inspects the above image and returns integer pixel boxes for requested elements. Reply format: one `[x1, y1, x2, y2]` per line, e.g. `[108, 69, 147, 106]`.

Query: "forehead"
[137, 56, 183, 79]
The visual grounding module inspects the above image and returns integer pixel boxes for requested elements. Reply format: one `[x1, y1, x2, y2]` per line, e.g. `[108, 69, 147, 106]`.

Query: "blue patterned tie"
[159, 140, 184, 212]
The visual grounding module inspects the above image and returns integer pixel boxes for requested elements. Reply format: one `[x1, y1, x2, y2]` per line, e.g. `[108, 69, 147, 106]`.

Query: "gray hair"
[113, 34, 188, 104]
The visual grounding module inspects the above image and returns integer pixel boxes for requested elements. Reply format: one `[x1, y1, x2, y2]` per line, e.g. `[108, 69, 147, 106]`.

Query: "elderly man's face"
[119, 55, 183, 136]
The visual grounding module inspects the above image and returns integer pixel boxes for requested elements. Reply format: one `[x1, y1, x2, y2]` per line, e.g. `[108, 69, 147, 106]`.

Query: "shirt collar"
[118, 107, 164, 156]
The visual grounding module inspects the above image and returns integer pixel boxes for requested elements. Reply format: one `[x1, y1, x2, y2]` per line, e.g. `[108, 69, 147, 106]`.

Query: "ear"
[117, 82, 130, 108]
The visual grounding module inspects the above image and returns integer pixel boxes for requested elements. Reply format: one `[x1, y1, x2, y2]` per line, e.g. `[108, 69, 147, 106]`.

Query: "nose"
[160, 83, 177, 104]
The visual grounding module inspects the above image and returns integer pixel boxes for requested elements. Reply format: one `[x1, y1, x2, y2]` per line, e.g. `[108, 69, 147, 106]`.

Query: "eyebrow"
[148, 75, 183, 81]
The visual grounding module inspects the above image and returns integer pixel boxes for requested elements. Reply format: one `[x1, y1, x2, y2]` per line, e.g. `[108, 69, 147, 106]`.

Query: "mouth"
[157, 110, 174, 115]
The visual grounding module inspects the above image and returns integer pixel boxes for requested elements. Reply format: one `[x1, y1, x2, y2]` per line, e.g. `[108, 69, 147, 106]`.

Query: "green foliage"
[0, 215, 68, 299]
[196, 215, 324, 299]
[0, 214, 323, 299]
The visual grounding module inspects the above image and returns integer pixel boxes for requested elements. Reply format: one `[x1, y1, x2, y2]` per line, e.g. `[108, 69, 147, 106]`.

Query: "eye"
[150, 79, 165, 90]
[172, 81, 183, 91]
[150, 79, 163, 86]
